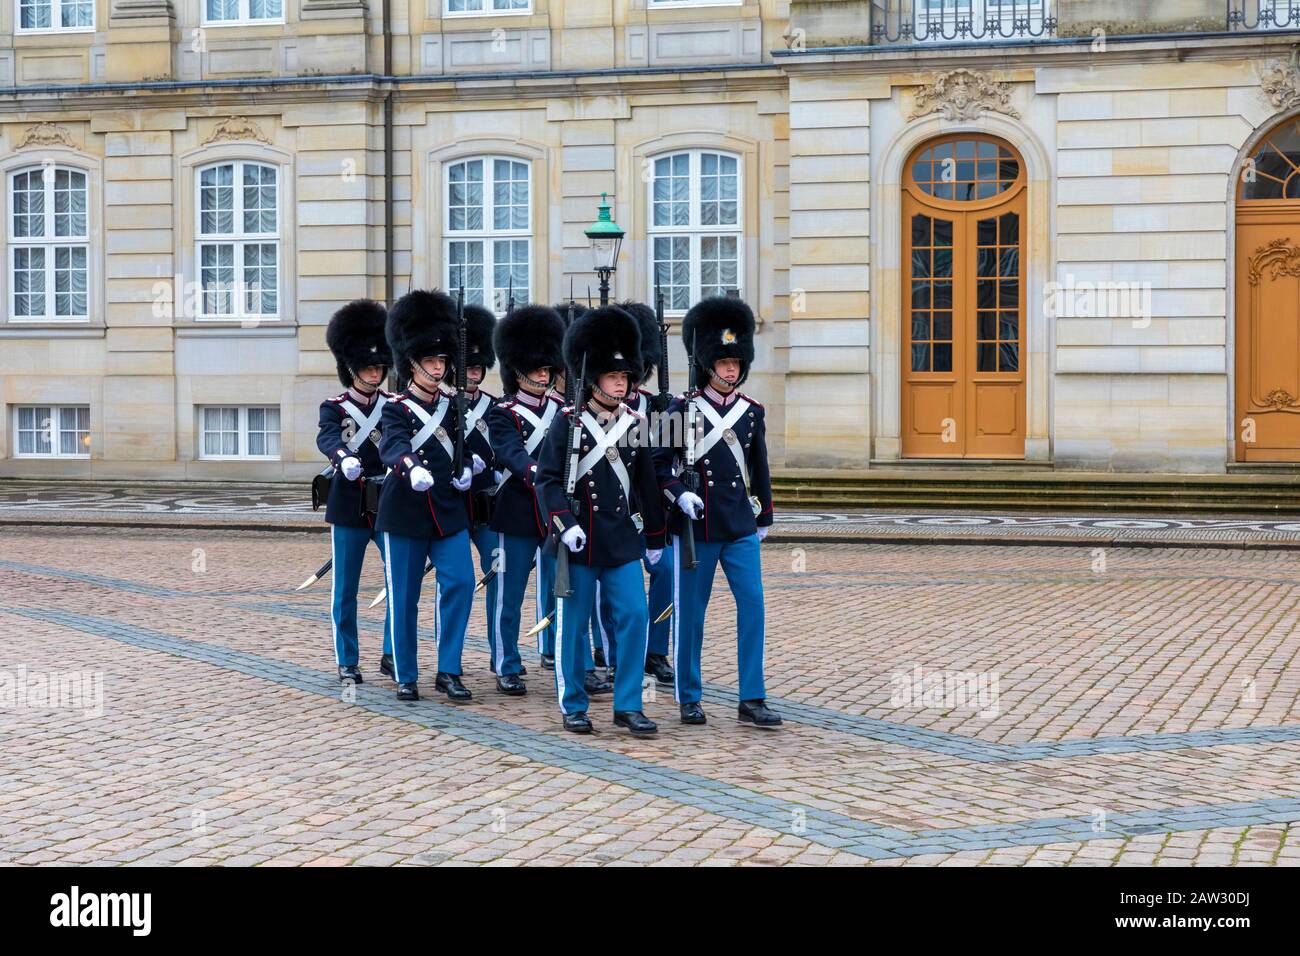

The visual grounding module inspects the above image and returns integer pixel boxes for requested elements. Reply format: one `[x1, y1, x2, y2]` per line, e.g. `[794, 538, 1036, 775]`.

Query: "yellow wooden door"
[902, 135, 1026, 458]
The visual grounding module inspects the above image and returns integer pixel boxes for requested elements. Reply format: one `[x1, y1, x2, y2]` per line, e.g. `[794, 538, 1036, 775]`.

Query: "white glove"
[561, 525, 587, 553]
[756, 526, 769, 542]
[409, 466, 434, 492]
[471, 453, 486, 476]
[645, 549, 663, 566]
[451, 466, 473, 492]
[493, 470, 505, 485]
[677, 491, 704, 520]
[340, 456, 362, 481]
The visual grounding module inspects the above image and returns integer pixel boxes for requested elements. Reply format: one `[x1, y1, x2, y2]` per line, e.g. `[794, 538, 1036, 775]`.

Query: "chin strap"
[591, 383, 624, 408]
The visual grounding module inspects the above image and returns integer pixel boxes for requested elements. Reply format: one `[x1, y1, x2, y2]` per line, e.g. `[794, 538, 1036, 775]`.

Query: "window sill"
[175, 323, 297, 336]
[0, 323, 104, 338]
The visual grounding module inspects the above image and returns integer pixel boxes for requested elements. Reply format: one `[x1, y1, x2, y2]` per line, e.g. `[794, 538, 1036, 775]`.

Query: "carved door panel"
[1236, 229, 1300, 461]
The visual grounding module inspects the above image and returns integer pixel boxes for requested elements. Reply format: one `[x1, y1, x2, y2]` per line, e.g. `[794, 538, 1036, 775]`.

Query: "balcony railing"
[1230, 1, 1300, 30]
[870, 0, 1057, 44]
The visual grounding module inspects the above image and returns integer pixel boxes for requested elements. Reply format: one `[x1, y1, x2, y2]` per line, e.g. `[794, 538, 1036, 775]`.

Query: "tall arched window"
[8, 164, 89, 322]
[195, 160, 279, 320]
[444, 156, 530, 313]
[647, 150, 742, 311]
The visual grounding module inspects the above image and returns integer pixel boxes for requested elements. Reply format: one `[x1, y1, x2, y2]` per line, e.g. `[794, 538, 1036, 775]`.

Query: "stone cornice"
[773, 31, 1300, 75]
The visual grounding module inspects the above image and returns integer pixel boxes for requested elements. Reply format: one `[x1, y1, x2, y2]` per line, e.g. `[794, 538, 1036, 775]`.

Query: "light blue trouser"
[330, 523, 393, 667]
[383, 529, 474, 685]
[491, 532, 542, 676]
[471, 523, 501, 670]
[534, 546, 595, 671]
[671, 534, 766, 705]
[555, 560, 648, 715]
[594, 543, 673, 668]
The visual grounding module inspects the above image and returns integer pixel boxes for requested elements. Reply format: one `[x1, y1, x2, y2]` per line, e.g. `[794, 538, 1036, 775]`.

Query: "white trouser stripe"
[555, 591, 568, 714]
[382, 533, 402, 680]
[330, 524, 341, 666]
[595, 579, 610, 658]
[493, 532, 506, 672]
[671, 535, 681, 704]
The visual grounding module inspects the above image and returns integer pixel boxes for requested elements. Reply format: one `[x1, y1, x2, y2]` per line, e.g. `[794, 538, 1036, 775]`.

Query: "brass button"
[708, 481, 714, 487]
[706, 470, 712, 477]
[591, 493, 598, 499]
[593, 505, 599, 512]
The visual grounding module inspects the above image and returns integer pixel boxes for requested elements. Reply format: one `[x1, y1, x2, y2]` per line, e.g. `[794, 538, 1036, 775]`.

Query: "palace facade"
[0, 1, 1297, 478]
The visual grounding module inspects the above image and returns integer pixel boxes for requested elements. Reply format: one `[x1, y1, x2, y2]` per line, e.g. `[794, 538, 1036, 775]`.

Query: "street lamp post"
[585, 193, 625, 306]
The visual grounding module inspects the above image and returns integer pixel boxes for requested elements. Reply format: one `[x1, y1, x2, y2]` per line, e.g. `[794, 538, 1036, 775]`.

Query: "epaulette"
[625, 404, 646, 422]
[737, 391, 764, 410]
[326, 393, 347, 405]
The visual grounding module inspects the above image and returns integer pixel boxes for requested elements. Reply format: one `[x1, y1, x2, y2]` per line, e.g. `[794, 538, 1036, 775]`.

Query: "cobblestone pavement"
[3, 525, 1300, 866]
[5, 480, 1300, 549]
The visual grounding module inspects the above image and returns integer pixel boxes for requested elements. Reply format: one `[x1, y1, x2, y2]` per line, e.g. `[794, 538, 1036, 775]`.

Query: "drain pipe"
[383, 0, 394, 309]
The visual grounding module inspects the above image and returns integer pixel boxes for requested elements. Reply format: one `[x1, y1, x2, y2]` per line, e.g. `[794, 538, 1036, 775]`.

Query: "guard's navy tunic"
[654, 389, 774, 542]
[488, 391, 563, 539]
[316, 389, 392, 527]
[460, 387, 501, 666]
[375, 387, 469, 540]
[535, 402, 667, 567]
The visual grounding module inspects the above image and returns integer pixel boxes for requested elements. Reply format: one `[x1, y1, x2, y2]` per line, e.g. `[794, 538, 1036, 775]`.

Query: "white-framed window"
[202, 0, 283, 25]
[196, 160, 279, 321]
[8, 165, 89, 322]
[199, 406, 281, 459]
[13, 405, 90, 458]
[15, 0, 94, 31]
[443, 0, 530, 15]
[444, 156, 530, 313]
[648, 150, 741, 312]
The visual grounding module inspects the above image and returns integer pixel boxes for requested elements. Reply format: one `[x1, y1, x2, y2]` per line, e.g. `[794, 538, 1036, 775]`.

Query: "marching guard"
[590, 300, 676, 689]
[653, 296, 782, 728]
[317, 299, 395, 684]
[486, 304, 568, 695]
[375, 289, 483, 702]
[535, 306, 667, 736]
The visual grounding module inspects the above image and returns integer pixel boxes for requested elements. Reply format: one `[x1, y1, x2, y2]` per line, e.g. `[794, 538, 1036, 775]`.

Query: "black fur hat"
[495, 304, 565, 395]
[463, 303, 497, 371]
[617, 300, 660, 385]
[326, 299, 391, 388]
[563, 305, 641, 392]
[386, 288, 458, 376]
[682, 295, 756, 387]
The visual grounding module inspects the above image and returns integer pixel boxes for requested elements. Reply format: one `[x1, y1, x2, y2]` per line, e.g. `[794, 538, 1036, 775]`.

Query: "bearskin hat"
[562, 305, 641, 392]
[326, 299, 391, 388]
[386, 288, 459, 376]
[494, 303, 565, 395]
[463, 303, 497, 371]
[617, 300, 660, 385]
[682, 295, 756, 387]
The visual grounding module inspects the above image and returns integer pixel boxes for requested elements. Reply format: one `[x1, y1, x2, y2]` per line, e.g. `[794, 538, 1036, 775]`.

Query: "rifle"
[453, 286, 467, 478]
[554, 350, 587, 599]
[679, 331, 700, 570]
[653, 286, 671, 414]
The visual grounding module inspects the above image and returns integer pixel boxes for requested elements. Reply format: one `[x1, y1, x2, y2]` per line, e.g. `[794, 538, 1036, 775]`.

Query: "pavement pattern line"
[11, 606, 1300, 860]
[6, 555, 1300, 764]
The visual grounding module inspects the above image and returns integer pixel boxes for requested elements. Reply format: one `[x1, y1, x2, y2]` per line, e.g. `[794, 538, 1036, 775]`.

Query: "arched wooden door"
[902, 135, 1026, 458]
[1236, 118, 1300, 461]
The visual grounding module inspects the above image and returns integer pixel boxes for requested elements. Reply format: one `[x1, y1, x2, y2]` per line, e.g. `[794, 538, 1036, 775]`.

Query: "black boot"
[645, 653, 674, 687]
[679, 702, 707, 725]
[593, 646, 607, 669]
[540, 653, 555, 671]
[435, 672, 472, 703]
[563, 712, 593, 734]
[738, 699, 783, 728]
[337, 665, 363, 684]
[379, 654, 394, 679]
[495, 673, 527, 696]
[584, 670, 613, 696]
[396, 682, 419, 702]
[613, 711, 658, 738]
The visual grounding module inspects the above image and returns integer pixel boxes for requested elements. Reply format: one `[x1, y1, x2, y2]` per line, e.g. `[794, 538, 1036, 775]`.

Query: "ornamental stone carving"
[907, 69, 1021, 122]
